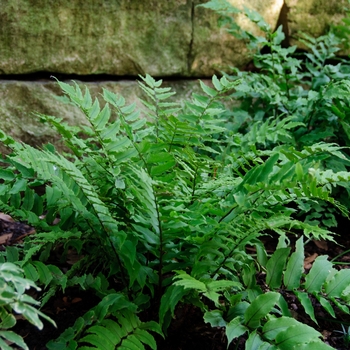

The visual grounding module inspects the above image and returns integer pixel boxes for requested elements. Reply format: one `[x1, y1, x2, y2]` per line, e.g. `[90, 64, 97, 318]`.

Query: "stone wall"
[0, 0, 347, 152]
[1, 0, 284, 77]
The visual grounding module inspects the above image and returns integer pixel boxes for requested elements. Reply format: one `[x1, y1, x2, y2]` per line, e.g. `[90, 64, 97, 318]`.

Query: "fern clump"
[0, 2, 350, 349]
[0, 72, 349, 348]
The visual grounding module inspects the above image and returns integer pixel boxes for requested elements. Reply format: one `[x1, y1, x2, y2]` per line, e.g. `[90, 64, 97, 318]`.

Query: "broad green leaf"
[106, 136, 131, 153]
[284, 236, 304, 290]
[275, 324, 321, 349]
[0, 309, 16, 329]
[100, 120, 121, 141]
[226, 317, 247, 346]
[94, 294, 136, 322]
[263, 316, 301, 341]
[150, 159, 176, 176]
[204, 310, 226, 327]
[295, 162, 304, 181]
[147, 152, 174, 164]
[159, 285, 188, 326]
[199, 80, 217, 97]
[132, 224, 159, 245]
[10, 192, 21, 208]
[23, 263, 39, 283]
[120, 335, 145, 350]
[122, 240, 136, 265]
[9, 178, 27, 194]
[0, 169, 15, 181]
[245, 330, 271, 350]
[316, 296, 335, 318]
[32, 261, 53, 286]
[133, 329, 157, 350]
[5, 247, 19, 263]
[331, 297, 349, 314]
[277, 295, 292, 317]
[139, 320, 163, 336]
[255, 242, 268, 268]
[244, 292, 280, 328]
[173, 272, 206, 292]
[10, 160, 34, 178]
[266, 248, 291, 289]
[297, 339, 335, 350]
[212, 75, 222, 91]
[46, 186, 62, 207]
[12, 302, 43, 329]
[255, 153, 280, 183]
[79, 334, 113, 350]
[86, 325, 118, 347]
[324, 269, 350, 297]
[0, 330, 28, 350]
[94, 104, 111, 131]
[294, 291, 317, 324]
[304, 256, 332, 293]
[0, 337, 14, 350]
[121, 102, 137, 115]
[206, 280, 242, 292]
[88, 98, 100, 121]
[100, 319, 122, 343]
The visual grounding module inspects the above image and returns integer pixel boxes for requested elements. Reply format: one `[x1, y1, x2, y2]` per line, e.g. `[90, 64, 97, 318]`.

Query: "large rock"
[285, 0, 348, 49]
[0, 0, 283, 77]
[191, 0, 284, 75]
[1, 1, 192, 76]
[0, 79, 206, 154]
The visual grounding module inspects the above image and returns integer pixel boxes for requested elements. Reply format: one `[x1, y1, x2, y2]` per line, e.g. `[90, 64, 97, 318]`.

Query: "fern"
[0, 262, 56, 350]
[47, 294, 162, 350]
[1, 63, 350, 349]
[174, 237, 348, 349]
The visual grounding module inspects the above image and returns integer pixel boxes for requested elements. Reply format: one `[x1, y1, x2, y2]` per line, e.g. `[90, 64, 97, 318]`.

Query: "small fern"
[171, 236, 349, 349]
[0, 262, 56, 350]
[47, 293, 162, 350]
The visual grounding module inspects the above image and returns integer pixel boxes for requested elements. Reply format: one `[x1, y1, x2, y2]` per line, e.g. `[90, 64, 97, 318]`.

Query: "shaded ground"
[1, 215, 350, 350]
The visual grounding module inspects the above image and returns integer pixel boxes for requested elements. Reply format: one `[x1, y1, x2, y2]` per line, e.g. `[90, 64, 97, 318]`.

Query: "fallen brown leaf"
[0, 213, 14, 222]
[313, 239, 328, 251]
[304, 253, 318, 269]
[0, 233, 13, 245]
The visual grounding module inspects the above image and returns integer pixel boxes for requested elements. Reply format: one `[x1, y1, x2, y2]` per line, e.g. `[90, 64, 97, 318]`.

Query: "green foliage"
[191, 237, 347, 348]
[1, 72, 350, 349]
[0, 262, 56, 350]
[0, 2, 350, 348]
[46, 294, 161, 349]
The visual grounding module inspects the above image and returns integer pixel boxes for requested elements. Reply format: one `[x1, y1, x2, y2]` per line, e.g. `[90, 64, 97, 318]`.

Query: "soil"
[1, 215, 350, 350]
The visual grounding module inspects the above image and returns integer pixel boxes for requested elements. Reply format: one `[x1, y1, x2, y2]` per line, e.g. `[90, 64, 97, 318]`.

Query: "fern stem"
[189, 165, 199, 205]
[211, 232, 250, 277]
[153, 186, 164, 301]
[168, 120, 179, 153]
[218, 203, 238, 223]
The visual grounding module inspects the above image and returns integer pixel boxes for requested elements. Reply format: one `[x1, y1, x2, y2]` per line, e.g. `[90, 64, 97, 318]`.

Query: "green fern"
[47, 293, 162, 350]
[174, 236, 349, 349]
[0, 262, 56, 350]
[1, 68, 350, 349]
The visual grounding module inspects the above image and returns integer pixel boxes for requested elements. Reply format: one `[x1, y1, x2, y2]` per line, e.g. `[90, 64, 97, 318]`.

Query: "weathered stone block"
[191, 0, 284, 75]
[1, 0, 283, 77]
[0, 79, 206, 154]
[1, 1, 193, 76]
[285, 0, 348, 49]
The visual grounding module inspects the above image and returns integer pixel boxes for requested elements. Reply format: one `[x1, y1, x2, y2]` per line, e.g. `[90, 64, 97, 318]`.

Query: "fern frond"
[47, 295, 161, 350]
